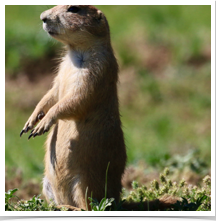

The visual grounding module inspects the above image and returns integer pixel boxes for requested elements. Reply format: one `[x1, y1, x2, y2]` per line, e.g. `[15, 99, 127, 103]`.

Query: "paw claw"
[28, 133, 34, 140]
[20, 130, 24, 137]
[43, 129, 48, 134]
[25, 126, 31, 133]
[33, 133, 38, 138]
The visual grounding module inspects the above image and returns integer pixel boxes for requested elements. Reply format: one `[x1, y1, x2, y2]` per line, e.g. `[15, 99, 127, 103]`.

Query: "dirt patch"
[118, 67, 140, 107]
[122, 164, 159, 190]
[121, 27, 172, 75]
[186, 46, 211, 68]
[121, 162, 210, 191]
[6, 72, 54, 112]
[5, 168, 43, 201]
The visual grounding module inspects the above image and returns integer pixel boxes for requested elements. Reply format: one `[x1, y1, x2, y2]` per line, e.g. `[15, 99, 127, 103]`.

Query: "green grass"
[5, 107, 45, 180]
[5, 169, 211, 211]
[122, 169, 211, 211]
[5, 5, 211, 184]
[5, 86, 46, 180]
[123, 64, 211, 164]
[5, 5, 58, 75]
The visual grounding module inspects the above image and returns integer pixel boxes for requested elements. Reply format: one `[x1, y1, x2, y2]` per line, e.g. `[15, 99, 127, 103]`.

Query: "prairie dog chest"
[58, 50, 89, 98]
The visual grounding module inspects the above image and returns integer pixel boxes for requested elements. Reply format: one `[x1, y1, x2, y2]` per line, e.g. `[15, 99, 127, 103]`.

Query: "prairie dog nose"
[41, 17, 47, 23]
[40, 12, 47, 23]
[40, 11, 51, 23]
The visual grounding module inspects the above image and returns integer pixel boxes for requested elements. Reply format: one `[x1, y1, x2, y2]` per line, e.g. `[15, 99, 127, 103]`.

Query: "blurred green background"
[5, 5, 211, 184]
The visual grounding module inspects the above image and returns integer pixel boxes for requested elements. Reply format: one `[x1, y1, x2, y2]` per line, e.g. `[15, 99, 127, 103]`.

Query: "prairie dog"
[20, 5, 177, 211]
[20, 5, 126, 210]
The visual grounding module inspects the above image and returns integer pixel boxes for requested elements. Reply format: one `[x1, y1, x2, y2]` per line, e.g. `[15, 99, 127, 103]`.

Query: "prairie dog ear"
[96, 10, 103, 20]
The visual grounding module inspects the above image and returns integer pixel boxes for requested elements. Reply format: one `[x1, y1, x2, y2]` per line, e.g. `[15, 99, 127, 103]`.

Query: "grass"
[122, 168, 211, 211]
[122, 63, 211, 164]
[5, 5, 57, 75]
[5, 5, 211, 203]
[5, 94, 46, 180]
[5, 168, 211, 211]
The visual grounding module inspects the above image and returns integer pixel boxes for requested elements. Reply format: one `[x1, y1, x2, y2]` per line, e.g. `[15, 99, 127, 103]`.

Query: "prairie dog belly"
[44, 120, 81, 204]
[45, 120, 78, 171]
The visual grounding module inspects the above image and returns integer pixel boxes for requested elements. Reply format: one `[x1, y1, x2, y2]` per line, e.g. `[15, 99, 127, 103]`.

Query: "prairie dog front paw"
[20, 111, 45, 137]
[28, 114, 56, 139]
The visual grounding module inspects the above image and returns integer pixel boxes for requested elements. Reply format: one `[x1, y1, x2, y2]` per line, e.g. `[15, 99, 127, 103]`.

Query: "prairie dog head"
[40, 5, 110, 47]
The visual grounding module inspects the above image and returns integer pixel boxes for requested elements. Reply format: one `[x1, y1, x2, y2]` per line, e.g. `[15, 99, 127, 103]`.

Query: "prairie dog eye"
[67, 6, 80, 13]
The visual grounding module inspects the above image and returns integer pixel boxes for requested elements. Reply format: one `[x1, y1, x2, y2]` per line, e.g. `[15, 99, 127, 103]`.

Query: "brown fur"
[20, 5, 177, 211]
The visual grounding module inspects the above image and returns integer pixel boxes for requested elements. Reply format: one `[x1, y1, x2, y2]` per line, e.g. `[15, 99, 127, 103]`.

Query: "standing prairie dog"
[20, 5, 177, 211]
[20, 5, 126, 210]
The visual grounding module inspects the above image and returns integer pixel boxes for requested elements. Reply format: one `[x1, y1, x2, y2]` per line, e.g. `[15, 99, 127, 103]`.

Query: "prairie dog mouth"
[48, 31, 57, 36]
[43, 23, 58, 36]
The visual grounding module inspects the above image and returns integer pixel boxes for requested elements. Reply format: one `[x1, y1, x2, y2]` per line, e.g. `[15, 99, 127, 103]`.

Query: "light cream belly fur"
[44, 120, 87, 207]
